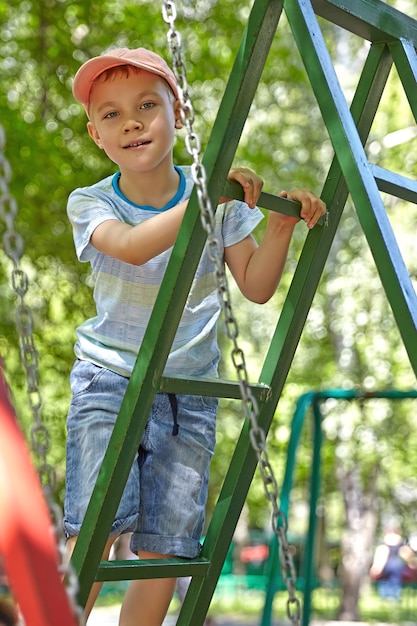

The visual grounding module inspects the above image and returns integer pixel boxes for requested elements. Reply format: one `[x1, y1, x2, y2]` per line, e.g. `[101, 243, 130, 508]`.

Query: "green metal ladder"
[71, 1, 417, 624]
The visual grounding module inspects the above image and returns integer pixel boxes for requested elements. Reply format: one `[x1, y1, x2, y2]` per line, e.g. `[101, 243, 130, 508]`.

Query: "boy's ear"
[87, 121, 103, 149]
[174, 101, 183, 129]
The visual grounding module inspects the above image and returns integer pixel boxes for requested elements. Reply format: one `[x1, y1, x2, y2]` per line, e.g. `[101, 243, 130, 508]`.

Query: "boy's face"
[87, 68, 181, 177]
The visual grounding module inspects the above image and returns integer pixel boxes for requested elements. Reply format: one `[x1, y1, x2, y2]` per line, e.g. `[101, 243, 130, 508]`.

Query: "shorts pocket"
[70, 360, 107, 399]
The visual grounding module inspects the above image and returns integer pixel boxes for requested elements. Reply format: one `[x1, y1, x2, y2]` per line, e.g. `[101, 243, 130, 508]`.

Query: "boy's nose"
[122, 118, 143, 132]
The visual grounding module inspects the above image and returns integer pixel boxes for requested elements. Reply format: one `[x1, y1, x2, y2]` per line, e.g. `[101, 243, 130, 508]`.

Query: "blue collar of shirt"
[112, 166, 185, 211]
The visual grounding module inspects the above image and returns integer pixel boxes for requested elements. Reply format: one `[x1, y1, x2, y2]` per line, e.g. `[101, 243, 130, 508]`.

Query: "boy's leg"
[111, 533, 138, 561]
[123, 393, 217, 626]
[65, 534, 118, 620]
[64, 361, 140, 618]
[119, 552, 176, 626]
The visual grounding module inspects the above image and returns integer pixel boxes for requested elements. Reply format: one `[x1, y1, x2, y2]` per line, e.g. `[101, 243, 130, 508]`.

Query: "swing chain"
[0, 125, 82, 622]
[162, 5, 301, 624]
[0, 126, 53, 488]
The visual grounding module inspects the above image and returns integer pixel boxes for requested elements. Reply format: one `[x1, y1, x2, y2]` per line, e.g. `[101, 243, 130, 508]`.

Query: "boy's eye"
[141, 101, 155, 110]
[104, 111, 118, 119]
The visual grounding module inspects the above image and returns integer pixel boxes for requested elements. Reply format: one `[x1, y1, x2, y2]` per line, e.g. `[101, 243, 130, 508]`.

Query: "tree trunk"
[337, 466, 378, 620]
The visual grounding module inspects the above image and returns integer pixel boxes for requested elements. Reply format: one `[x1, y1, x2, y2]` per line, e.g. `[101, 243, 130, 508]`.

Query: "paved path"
[87, 606, 401, 626]
[88, 603, 182, 625]
[87, 606, 287, 626]
[88, 607, 260, 626]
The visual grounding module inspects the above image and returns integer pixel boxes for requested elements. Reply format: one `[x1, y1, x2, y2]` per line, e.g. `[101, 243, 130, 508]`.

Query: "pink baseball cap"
[72, 47, 179, 114]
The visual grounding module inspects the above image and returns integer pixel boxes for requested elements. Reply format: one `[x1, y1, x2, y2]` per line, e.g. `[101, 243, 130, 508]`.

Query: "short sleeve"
[67, 187, 121, 262]
[221, 200, 264, 248]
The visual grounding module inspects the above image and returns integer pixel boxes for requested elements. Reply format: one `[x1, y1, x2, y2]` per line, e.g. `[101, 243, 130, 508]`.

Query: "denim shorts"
[64, 359, 218, 558]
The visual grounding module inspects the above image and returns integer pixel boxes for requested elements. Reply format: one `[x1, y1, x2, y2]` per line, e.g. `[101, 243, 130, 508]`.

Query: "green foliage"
[0, 0, 416, 553]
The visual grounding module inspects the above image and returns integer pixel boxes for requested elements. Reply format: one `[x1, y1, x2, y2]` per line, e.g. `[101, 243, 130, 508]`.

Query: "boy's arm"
[90, 168, 263, 265]
[225, 189, 326, 304]
[91, 200, 187, 265]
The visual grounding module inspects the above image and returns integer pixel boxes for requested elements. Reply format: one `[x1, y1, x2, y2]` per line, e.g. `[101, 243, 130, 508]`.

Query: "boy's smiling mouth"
[124, 140, 150, 149]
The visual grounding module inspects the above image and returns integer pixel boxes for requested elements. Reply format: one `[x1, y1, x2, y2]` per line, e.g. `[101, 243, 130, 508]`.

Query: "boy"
[65, 47, 326, 625]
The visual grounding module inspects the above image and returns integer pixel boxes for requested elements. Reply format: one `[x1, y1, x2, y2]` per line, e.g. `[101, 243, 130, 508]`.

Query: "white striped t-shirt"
[67, 166, 264, 378]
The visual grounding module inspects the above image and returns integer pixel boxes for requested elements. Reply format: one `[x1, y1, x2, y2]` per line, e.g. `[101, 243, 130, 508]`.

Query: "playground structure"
[262, 388, 417, 626]
[1, 0, 417, 625]
[0, 365, 78, 626]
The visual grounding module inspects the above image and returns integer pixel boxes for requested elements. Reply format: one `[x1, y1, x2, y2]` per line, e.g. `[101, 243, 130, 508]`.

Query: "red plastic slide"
[0, 364, 78, 626]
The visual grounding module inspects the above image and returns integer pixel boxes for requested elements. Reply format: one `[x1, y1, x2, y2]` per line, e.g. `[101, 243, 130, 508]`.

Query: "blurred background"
[0, 0, 416, 622]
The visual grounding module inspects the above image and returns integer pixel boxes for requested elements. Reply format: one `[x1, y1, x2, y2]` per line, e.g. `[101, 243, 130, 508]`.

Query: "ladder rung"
[160, 374, 271, 402]
[223, 180, 327, 226]
[223, 180, 300, 218]
[96, 557, 211, 582]
[370, 163, 417, 204]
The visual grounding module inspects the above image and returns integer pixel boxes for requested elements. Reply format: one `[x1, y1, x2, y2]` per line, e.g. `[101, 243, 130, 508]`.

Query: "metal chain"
[0, 125, 83, 623]
[161, 4, 301, 623]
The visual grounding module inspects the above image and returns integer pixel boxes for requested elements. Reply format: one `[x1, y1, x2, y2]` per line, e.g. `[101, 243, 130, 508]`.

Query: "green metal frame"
[261, 389, 417, 626]
[70, 1, 417, 624]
